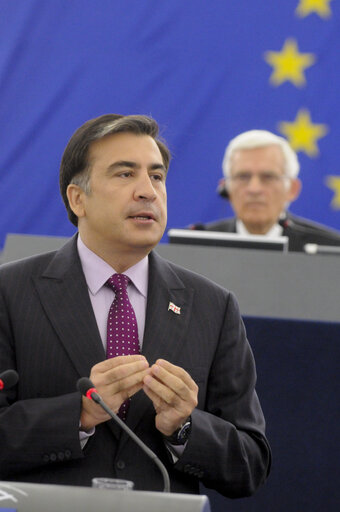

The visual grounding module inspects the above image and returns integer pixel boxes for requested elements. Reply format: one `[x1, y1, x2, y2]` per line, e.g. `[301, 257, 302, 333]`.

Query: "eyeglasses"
[229, 172, 289, 186]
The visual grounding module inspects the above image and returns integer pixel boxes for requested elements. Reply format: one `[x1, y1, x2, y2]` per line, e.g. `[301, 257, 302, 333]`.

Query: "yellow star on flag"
[296, 0, 333, 19]
[278, 109, 328, 157]
[325, 176, 340, 209]
[264, 39, 315, 87]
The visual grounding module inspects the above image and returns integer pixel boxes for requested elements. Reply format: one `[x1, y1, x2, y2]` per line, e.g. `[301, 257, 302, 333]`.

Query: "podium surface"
[2, 233, 340, 322]
[156, 242, 340, 322]
[0, 481, 210, 512]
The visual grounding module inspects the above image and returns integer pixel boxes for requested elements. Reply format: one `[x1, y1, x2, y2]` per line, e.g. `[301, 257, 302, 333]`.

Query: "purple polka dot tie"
[106, 274, 140, 421]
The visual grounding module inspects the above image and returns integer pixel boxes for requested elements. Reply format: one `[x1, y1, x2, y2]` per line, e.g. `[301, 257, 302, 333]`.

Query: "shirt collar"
[236, 219, 283, 238]
[77, 235, 148, 298]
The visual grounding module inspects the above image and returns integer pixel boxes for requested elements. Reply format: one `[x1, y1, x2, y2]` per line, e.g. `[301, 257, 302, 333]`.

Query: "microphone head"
[190, 223, 206, 231]
[77, 377, 94, 397]
[0, 369, 19, 390]
[278, 216, 290, 229]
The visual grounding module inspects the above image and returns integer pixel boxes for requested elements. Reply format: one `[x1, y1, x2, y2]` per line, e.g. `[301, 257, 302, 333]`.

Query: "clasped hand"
[80, 355, 198, 436]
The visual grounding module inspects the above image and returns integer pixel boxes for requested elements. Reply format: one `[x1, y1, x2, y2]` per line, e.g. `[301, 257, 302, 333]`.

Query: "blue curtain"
[1, 0, 340, 248]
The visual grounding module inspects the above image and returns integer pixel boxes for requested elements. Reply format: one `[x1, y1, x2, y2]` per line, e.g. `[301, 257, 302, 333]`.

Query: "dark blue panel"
[204, 316, 340, 511]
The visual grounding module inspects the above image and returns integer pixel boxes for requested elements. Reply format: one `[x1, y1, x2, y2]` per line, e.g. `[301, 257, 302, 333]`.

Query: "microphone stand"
[77, 378, 170, 493]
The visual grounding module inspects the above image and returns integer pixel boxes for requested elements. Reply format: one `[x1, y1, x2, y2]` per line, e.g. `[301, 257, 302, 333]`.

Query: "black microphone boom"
[0, 369, 19, 390]
[77, 377, 171, 493]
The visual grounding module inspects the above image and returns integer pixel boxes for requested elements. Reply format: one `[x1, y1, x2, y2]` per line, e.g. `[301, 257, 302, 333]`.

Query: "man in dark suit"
[191, 130, 340, 252]
[0, 115, 270, 497]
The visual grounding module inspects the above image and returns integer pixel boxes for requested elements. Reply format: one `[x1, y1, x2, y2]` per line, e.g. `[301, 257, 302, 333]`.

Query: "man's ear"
[66, 184, 86, 219]
[287, 178, 302, 202]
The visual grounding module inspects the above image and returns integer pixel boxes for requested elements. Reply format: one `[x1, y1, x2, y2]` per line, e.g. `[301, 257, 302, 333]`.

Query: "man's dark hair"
[59, 114, 171, 226]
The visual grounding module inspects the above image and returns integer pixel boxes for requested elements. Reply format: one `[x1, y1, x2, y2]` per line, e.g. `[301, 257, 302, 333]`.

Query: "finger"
[97, 368, 150, 402]
[155, 359, 198, 391]
[126, 379, 150, 399]
[107, 359, 149, 383]
[113, 368, 150, 395]
[142, 380, 163, 409]
[93, 355, 147, 374]
[150, 363, 198, 401]
[143, 373, 183, 408]
[143, 380, 192, 435]
[92, 358, 149, 386]
[98, 368, 150, 412]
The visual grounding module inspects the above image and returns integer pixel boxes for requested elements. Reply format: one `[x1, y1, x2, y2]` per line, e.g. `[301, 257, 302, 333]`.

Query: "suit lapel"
[120, 251, 195, 449]
[142, 254, 193, 365]
[32, 236, 105, 379]
[32, 236, 122, 439]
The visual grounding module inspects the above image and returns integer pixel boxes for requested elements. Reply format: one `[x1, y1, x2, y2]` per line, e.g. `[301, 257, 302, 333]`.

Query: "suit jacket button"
[58, 452, 65, 461]
[42, 454, 50, 462]
[116, 460, 125, 470]
[64, 450, 72, 459]
[50, 453, 57, 462]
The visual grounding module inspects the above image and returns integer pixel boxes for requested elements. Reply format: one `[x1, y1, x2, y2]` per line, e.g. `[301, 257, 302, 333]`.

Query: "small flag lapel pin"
[168, 301, 181, 315]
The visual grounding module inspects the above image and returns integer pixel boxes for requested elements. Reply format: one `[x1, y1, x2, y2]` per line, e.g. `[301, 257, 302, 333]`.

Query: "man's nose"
[247, 175, 263, 192]
[134, 171, 157, 200]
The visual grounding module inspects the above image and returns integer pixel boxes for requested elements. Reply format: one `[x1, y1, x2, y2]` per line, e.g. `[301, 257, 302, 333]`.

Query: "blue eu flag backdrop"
[0, 0, 339, 247]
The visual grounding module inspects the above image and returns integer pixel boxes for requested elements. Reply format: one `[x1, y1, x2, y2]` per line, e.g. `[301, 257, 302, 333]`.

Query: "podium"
[0, 481, 210, 512]
[2, 233, 340, 321]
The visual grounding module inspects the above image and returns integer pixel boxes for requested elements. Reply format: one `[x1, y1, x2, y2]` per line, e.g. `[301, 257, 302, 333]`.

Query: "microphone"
[278, 216, 291, 230]
[189, 223, 206, 231]
[304, 243, 340, 255]
[0, 369, 19, 390]
[77, 377, 171, 493]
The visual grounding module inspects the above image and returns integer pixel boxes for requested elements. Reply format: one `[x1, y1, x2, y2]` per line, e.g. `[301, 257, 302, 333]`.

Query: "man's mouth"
[128, 213, 156, 221]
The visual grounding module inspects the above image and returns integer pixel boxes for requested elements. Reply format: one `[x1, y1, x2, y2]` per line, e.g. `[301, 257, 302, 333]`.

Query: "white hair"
[222, 130, 300, 179]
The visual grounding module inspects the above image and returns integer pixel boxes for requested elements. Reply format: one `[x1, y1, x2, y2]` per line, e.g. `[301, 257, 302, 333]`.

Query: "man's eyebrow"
[107, 161, 166, 173]
[107, 161, 137, 171]
[149, 163, 167, 173]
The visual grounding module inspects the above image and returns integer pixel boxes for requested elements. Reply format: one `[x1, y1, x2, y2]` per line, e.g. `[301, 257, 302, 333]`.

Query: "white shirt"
[236, 219, 283, 238]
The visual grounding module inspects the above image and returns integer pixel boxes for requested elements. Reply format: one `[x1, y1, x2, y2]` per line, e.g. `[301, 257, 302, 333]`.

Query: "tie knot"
[106, 273, 129, 293]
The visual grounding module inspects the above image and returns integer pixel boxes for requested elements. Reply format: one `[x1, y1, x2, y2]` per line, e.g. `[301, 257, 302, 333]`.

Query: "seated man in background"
[191, 130, 340, 252]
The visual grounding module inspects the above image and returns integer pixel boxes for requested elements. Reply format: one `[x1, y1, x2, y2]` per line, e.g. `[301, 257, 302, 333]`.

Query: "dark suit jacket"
[197, 212, 340, 252]
[0, 235, 270, 497]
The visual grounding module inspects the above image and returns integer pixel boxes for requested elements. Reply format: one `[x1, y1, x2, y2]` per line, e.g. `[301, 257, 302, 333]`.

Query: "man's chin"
[127, 232, 164, 251]
[242, 217, 272, 235]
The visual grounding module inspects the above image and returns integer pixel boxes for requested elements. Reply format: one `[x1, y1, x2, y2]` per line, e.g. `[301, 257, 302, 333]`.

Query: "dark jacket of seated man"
[193, 211, 340, 252]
